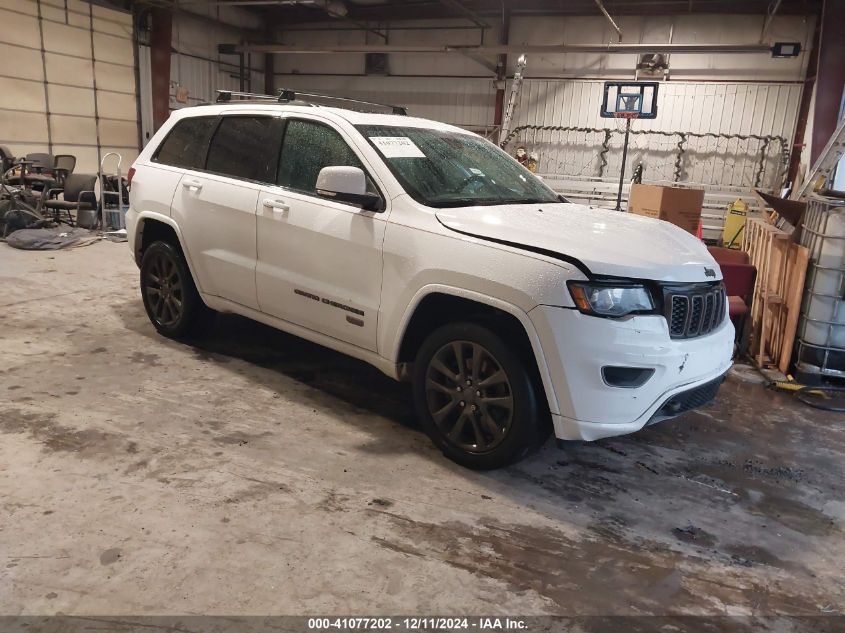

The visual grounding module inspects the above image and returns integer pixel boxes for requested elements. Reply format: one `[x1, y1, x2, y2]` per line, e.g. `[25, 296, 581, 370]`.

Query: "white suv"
[126, 92, 734, 469]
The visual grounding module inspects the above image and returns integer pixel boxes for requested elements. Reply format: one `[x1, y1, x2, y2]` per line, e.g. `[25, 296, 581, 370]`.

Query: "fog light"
[602, 366, 655, 388]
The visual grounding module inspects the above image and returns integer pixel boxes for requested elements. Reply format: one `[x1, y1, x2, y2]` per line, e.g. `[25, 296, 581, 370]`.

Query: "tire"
[412, 322, 547, 469]
[139, 240, 212, 339]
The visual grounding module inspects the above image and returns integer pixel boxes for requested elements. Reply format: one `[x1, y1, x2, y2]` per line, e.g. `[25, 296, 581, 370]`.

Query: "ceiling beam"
[266, 0, 822, 24]
[229, 41, 781, 55]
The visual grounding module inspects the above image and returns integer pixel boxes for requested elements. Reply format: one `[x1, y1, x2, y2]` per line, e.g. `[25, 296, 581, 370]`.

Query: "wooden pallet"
[742, 218, 810, 372]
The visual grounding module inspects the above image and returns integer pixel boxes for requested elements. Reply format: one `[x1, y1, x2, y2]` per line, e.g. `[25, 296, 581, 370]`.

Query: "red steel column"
[150, 7, 172, 131]
[786, 16, 820, 185]
[810, 0, 845, 163]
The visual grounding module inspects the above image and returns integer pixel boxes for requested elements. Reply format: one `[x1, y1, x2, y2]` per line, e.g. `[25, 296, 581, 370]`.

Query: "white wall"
[507, 80, 801, 191]
[138, 5, 265, 145]
[0, 0, 139, 173]
[272, 12, 815, 194]
[170, 5, 265, 106]
[276, 75, 496, 132]
[508, 13, 813, 81]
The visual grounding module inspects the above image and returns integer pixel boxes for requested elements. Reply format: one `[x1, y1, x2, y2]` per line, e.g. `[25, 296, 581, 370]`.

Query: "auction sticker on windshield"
[370, 136, 426, 158]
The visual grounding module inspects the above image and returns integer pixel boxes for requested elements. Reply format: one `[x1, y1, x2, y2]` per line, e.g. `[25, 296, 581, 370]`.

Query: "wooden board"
[778, 244, 810, 374]
[741, 218, 810, 372]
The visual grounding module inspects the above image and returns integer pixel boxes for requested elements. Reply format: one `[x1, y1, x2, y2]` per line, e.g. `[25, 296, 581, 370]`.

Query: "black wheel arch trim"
[436, 218, 593, 278]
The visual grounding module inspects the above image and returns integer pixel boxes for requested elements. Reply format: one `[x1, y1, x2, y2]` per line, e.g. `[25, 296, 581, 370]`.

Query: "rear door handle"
[182, 178, 203, 191]
[262, 198, 290, 214]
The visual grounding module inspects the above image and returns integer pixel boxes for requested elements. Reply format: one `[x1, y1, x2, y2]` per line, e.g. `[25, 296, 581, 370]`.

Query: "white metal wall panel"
[46, 85, 96, 115]
[50, 115, 98, 145]
[0, 7, 40, 46]
[0, 0, 35, 14]
[0, 77, 45, 111]
[94, 31, 134, 66]
[0, 0, 139, 174]
[165, 9, 265, 111]
[97, 91, 137, 120]
[96, 61, 136, 94]
[0, 42, 43, 78]
[0, 113, 49, 143]
[99, 119, 139, 147]
[504, 80, 802, 191]
[169, 51, 262, 108]
[44, 52, 94, 86]
[274, 75, 496, 130]
[42, 20, 92, 57]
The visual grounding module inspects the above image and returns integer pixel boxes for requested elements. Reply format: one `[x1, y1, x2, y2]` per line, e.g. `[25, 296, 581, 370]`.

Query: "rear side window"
[277, 119, 375, 195]
[206, 115, 283, 183]
[153, 116, 217, 169]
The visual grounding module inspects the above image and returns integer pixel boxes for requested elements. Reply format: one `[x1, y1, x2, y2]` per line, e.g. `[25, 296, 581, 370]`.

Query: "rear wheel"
[412, 322, 546, 469]
[140, 240, 210, 339]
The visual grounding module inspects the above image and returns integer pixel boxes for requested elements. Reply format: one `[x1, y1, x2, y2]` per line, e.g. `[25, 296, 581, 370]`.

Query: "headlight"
[568, 282, 654, 317]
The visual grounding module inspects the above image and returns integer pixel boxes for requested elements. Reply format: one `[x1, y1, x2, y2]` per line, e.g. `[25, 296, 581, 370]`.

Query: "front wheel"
[412, 322, 547, 469]
[140, 240, 210, 339]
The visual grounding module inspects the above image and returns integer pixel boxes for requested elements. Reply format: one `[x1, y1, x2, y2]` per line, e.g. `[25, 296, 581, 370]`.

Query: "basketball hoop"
[600, 82, 660, 211]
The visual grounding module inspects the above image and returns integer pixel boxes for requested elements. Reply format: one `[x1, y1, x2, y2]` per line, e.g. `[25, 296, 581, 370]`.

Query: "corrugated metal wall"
[506, 80, 802, 192]
[170, 52, 263, 107]
[272, 76, 800, 192]
[275, 75, 496, 132]
[137, 8, 264, 145]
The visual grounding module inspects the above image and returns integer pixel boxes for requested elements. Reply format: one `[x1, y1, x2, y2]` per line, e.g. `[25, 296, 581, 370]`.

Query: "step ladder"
[796, 115, 845, 199]
[99, 152, 125, 231]
[499, 54, 528, 146]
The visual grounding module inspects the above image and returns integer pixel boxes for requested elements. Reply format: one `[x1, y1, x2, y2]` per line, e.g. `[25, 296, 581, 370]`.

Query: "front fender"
[385, 284, 561, 415]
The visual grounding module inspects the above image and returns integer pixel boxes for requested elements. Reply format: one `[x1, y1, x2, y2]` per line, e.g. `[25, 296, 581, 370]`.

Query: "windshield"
[356, 125, 560, 208]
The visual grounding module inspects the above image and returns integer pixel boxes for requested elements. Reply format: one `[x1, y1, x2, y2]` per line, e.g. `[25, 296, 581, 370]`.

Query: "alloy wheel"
[144, 251, 184, 328]
[424, 340, 514, 453]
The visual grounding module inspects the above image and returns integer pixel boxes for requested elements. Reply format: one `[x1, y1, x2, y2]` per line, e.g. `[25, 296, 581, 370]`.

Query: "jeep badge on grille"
[704, 267, 716, 278]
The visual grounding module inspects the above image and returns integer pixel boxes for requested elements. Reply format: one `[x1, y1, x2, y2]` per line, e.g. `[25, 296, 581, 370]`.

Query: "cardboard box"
[627, 184, 704, 235]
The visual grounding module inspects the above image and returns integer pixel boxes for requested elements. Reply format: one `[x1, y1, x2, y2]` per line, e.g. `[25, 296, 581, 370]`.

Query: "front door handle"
[182, 178, 203, 191]
[262, 198, 290, 214]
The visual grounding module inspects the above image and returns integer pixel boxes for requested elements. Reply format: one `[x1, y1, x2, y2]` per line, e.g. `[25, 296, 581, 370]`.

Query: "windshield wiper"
[434, 197, 500, 208]
[434, 197, 559, 208]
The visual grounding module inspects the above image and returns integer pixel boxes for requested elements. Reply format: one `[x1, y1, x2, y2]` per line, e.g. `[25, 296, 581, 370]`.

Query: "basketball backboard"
[600, 82, 659, 119]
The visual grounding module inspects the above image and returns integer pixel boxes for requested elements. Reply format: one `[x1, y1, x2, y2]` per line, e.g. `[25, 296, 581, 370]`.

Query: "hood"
[435, 202, 720, 283]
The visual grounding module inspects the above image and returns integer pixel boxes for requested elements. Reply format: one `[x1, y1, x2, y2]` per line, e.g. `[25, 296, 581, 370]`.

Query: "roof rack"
[215, 89, 407, 116]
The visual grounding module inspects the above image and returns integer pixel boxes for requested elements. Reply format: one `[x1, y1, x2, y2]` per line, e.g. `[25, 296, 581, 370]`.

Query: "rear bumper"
[529, 305, 734, 441]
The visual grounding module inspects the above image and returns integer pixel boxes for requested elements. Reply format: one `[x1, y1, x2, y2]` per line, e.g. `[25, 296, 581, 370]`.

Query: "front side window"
[356, 125, 559, 208]
[206, 115, 283, 183]
[278, 119, 376, 195]
[153, 116, 217, 170]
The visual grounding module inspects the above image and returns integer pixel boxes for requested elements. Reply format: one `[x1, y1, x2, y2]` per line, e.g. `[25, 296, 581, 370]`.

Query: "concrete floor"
[1, 240, 843, 618]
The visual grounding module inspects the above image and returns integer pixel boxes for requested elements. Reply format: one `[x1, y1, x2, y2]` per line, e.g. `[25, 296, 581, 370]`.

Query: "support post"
[239, 51, 246, 92]
[616, 117, 632, 211]
[149, 7, 172, 131]
[786, 16, 820, 186]
[492, 8, 510, 142]
[264, 53, 274, 95]
[810, 0, 845, 165]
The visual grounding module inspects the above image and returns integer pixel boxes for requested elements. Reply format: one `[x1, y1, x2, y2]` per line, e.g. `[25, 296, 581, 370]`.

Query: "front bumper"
[529, 305, 734, 441]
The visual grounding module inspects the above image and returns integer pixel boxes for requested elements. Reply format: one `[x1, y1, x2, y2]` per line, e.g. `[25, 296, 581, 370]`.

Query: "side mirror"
[316, 166, 382, 211]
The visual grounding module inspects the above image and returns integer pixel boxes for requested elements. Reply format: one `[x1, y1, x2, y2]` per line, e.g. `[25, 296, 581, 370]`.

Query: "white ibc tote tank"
[797, 196, 845, 377]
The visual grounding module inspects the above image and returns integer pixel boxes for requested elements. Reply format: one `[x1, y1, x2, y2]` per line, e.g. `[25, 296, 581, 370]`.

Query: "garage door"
[0, 0, 139, 175]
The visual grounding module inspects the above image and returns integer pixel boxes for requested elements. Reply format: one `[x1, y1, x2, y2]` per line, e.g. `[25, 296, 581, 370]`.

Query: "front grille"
[654, 374, 726, 419]
[665, 283, 726, 339]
